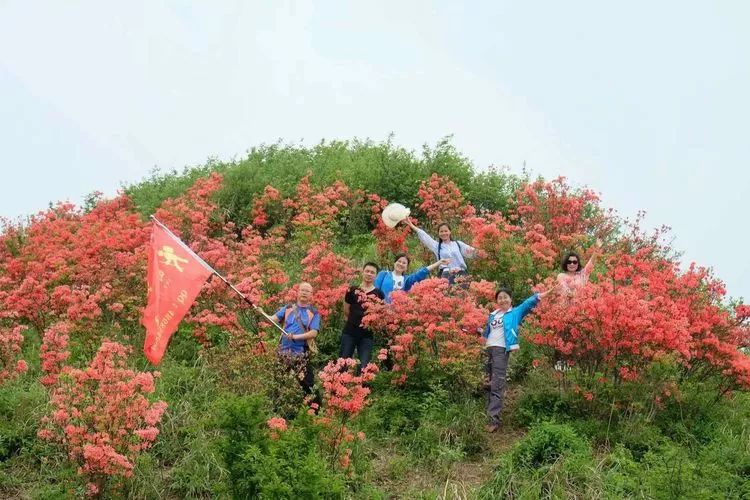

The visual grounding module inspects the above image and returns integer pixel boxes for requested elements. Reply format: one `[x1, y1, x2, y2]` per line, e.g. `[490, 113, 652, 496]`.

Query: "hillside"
[1, 139, 749, 499]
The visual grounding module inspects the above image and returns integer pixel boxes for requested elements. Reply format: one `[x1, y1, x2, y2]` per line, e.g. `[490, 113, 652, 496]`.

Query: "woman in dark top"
[340, 262, 385, 371]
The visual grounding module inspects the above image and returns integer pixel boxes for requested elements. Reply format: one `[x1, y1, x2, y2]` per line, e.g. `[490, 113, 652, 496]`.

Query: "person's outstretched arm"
[403, 259, 449, 290]
[458, 240, 479, 259]
[516, 284, 559, 321]
[582, 238, 603, 276]
[406, 220, 440, 257]
[427, 258, 451, 273]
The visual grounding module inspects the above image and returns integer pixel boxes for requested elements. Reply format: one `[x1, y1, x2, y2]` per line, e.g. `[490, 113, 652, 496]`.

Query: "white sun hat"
[381, 203, 411, 228]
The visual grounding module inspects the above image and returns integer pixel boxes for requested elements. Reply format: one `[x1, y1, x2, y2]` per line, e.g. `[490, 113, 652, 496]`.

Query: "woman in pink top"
[556, 239, 602, 294]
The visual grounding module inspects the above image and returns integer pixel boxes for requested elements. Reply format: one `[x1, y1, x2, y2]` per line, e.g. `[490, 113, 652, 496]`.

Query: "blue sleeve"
[310, 311, 321, 331]
[516, 294, 541, 321]
[274, 306, 286, 324]
[404, 267, 429, 291]
[374, 271, 385, 289]
[482, 315, 491, 338]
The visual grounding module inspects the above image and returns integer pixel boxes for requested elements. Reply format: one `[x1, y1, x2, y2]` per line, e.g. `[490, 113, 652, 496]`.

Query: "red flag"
[141, 220, 213, 365]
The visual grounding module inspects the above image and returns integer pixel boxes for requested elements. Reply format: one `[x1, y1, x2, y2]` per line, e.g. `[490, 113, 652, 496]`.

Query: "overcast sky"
[1, 1, 748, 300]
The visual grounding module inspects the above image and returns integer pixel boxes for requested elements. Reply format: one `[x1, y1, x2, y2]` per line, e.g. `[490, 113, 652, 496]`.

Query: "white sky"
[1, 1, 748, 300]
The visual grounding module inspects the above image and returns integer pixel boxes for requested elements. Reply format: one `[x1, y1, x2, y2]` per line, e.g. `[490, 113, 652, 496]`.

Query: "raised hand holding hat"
[381, 203, 411, 228]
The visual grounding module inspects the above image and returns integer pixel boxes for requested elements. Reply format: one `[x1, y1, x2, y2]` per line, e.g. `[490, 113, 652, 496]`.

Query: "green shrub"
[506, 338, 546, 384]
[465, 166, 523, 214]
[360, 384, 488, 473]
[360, 390, 425, 437]
[512, 421, 589, 468]
[230, 430, 345, 499]
[217, 395, 346, 499]
[403, 395, 488, 468]
[478, 422, 598, 499]
[125, 163, 224, 218]
[515, 387, 571, 427]
[0, 380, 46, 462]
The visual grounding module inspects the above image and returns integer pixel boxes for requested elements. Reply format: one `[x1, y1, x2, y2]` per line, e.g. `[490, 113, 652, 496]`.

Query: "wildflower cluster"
[364, 279, 487, 384]
[529, 247, 750, 395]
[511, 177, 613, 268]
[317, 358, 378, 470]
[300, 243, 356, 321]
[0, 324, 28, 383]
[417, 173, 475, 226]
[37, 341, 167, 495]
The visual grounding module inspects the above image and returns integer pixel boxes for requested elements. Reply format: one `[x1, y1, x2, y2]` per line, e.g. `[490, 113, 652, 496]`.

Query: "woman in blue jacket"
[482, 285, 556, 432]
[374, 253, 449, 303]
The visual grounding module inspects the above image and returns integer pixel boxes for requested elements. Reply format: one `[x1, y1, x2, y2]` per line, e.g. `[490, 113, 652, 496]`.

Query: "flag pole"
[149, 216, 289, 337]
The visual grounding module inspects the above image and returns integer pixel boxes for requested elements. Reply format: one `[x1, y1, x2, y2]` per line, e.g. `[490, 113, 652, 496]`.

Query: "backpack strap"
[439, 239, 465, 260]
[284, 304, 314, 331]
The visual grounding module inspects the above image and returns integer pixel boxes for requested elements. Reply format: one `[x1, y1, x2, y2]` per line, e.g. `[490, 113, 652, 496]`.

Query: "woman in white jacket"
[405, 219, 478, 284]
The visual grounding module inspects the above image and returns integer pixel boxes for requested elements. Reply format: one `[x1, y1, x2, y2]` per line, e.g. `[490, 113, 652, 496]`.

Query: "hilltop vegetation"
[0, 138, 748, 498]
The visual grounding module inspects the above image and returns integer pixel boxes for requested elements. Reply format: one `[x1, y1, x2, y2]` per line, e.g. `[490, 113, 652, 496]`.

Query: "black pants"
[340, 333, 374, 373]
[486, 346, 510, 426]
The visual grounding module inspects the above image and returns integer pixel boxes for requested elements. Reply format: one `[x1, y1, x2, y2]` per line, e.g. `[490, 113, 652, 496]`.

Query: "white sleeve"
[459, 241, 478, 259]
[414, 227, 439, 257]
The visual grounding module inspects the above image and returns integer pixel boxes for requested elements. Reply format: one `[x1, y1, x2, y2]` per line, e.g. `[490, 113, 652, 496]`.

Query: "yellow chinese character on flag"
[157, 246, 189, 272]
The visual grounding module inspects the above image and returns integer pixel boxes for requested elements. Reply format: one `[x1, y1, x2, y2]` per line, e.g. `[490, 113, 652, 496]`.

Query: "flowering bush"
[511, 177, 613, 268]
[0, 197, 149, 331]
[462, 212, 540, 292]
[267, 416, 288, 431]
[364, 279, 488, 385]
[319, 358, 379, 418]
[250, 185, 288, 231]
[153, 172, 225, 241]
[0, 324, 28, 384]
[529, 248, 750, 407]
[267, 416, 288, 440]
[299, 243, 355, 321]
[317, 358, 378, 470]
[39, 321, 72, 387]
[417, 173, 476, 227]
[37, 341, 167, 496]
[285, 174, 357, 243]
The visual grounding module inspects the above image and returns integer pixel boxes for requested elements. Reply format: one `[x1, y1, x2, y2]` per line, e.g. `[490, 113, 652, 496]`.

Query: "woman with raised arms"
[405, 219, 478, 284]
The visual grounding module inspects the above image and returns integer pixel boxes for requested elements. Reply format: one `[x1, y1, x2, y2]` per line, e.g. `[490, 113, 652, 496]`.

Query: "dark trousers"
[339, 333, 374, 372]
[486, 346, 510, 426]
